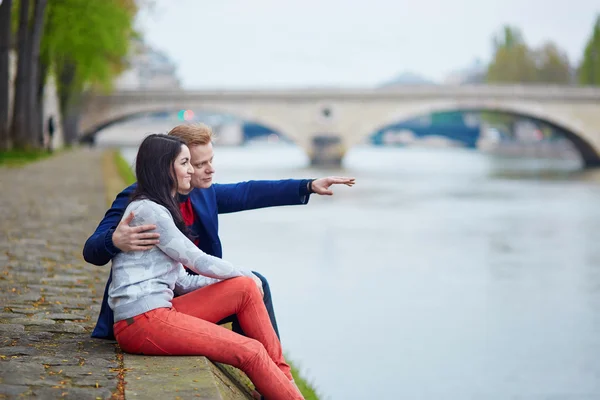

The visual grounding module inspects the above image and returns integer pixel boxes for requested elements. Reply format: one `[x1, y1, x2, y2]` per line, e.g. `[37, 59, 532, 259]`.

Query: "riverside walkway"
[0, 149, 251, 399]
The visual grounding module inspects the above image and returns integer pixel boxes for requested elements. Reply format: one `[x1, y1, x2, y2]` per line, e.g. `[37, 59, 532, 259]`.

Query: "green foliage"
[3, 0, 139, 149]
[535, 42, 572, 84]
[487, 25, 571, 84]
[487, 44, 538, 83]
[493, 25, 524, 50]
[487, 26, 537, 83]
[43, 0, 137, 94]
[0, 148, 53, 166]
[579, 15, 600, 85]
[288, 359, 321, 400]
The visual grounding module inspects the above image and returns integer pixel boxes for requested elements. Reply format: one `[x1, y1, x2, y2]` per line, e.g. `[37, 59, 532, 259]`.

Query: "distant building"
[378, 71, 435, 87]
[115, 39, 181, 90]
[443, 59, 487, 85]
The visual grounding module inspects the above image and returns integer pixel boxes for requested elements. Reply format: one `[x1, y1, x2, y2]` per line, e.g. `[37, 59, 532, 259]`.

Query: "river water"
[120, 141, 600, 400]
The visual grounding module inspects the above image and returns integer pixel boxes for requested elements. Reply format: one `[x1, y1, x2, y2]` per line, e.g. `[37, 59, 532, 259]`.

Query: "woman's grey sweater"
[108, 199, 254, 322]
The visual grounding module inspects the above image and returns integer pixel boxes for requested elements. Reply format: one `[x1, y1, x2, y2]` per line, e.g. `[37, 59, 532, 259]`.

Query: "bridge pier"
[308, 135, 345, 167]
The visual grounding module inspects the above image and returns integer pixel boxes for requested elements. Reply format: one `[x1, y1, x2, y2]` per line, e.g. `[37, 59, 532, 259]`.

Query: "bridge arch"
[353, 100, 600, 167]
[78, 104, 300, 146]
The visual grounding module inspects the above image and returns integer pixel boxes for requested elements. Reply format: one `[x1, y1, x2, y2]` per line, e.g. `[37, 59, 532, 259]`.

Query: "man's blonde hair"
[167, 123, 214, 146]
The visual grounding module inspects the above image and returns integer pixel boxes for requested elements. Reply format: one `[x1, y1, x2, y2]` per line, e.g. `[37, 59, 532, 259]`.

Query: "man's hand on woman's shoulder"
[112, 212, 161, 252]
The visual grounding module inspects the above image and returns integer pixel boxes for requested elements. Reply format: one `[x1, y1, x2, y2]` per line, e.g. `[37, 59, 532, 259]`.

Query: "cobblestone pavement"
[0, 149, 119, 399]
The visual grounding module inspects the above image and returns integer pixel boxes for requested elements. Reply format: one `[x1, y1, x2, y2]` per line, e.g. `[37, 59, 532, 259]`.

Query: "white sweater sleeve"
[133, 200, 254, 280]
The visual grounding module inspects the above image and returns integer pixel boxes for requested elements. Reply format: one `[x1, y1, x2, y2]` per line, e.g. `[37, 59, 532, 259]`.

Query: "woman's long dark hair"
[131, 134, 187, 233]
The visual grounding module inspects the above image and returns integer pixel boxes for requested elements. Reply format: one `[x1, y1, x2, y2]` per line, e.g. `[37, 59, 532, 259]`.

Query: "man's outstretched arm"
[82, 183, 160, 266]
[214, 176, 355, 214]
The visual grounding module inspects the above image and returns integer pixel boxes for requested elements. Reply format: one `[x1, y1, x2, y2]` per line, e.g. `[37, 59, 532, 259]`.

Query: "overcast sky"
[137, 0, 599, 88]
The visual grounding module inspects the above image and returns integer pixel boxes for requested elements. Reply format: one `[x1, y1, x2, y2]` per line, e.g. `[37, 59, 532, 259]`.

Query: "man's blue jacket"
[83, 179, 312, 339]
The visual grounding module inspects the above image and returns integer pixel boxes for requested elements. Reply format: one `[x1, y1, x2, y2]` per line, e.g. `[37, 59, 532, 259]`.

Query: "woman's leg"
[228, 271, 281, 340]
[114, 308, 302, 400]
[172, 277, 291, 379]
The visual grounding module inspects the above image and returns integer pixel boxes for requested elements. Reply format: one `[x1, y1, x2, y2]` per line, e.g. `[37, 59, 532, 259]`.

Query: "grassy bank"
[108, 149, 321, 399]
[0, 149, 55, 167]
[113, 150, 136, 184]
[290, 362, 320, 400]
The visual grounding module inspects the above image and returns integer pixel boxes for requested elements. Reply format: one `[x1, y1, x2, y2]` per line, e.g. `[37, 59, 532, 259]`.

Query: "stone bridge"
[79, 85, 600, 167]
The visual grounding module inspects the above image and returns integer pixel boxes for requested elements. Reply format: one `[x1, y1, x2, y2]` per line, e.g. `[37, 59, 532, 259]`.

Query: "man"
[47, 116, 55, 153]
[84, 123, 355, 340]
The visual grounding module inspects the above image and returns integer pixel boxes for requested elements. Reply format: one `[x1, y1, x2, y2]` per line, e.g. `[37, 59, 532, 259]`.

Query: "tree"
[487, 25, 573, 84]
[535, 42, 572, 84]
[579, 15, 600, 85]
[9, 0, 48, 150]
[487, 25, 538, 83]
[3, 0, 141, 149]
[0, 0, 13, 150]
[493, 25, 524, 50]
[27, 0, 48, 148]
[42, 0, 136, 144]
[10, 0, 30, 148]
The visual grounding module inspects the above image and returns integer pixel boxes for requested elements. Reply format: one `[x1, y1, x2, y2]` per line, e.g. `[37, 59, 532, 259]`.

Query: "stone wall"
[8, 50, 63, 148]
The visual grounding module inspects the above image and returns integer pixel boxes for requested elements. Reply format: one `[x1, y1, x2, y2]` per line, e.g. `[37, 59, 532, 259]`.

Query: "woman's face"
[173, 145, 194, 193]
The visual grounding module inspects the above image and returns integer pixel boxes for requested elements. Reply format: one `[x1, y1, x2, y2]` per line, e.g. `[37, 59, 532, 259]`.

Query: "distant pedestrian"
[47, 116, 55, 153]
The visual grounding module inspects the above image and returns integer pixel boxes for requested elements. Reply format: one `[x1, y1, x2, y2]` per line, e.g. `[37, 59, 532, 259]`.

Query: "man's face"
[188, 143, 215, 190]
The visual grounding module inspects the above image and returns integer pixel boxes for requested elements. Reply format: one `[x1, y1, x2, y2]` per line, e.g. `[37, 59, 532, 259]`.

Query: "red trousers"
[114, 277, 303, 400]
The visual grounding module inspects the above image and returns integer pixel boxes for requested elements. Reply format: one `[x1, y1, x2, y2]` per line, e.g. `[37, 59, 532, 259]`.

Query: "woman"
[108, 134, 303, 400]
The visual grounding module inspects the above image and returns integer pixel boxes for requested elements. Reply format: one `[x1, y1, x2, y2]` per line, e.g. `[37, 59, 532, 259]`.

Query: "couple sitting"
[83, 124, 355, 399]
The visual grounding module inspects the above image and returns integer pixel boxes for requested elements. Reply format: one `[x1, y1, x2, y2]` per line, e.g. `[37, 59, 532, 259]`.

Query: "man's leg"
[219, 271, 280, 340]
